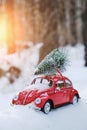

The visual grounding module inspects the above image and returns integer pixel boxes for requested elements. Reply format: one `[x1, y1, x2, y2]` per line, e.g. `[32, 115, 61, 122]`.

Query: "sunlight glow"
[0, 16, 14, 54]
[0, 18, 7, 54]
[0, 19, 6, 42]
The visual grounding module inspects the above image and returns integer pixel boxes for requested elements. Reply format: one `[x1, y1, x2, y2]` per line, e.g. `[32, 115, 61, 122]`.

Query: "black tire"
[72, 95, 78, 104]
[42, 101, 51, 114]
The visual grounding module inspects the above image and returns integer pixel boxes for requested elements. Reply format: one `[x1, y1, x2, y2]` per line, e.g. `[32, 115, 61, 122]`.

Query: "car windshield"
[27, 78, 53, 91]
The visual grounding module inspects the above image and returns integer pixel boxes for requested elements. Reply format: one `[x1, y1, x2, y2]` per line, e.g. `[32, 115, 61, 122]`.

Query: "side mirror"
[55, 87, 60, 93]
[56, 87, 60, 91]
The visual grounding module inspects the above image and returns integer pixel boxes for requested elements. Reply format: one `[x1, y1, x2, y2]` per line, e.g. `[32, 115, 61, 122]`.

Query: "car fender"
[69, 89, 79, 103]
[35, 95, 54, 109]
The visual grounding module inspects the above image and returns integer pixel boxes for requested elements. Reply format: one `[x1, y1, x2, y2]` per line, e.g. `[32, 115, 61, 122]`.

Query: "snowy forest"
[0, 0, 87, 130]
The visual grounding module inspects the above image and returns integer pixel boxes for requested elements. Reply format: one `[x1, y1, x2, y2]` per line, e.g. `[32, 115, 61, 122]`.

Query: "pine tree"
[34, 48, 69, 75]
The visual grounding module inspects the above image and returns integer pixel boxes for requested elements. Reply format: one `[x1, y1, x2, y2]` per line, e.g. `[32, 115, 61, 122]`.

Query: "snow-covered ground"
[0, 43, 87, 130]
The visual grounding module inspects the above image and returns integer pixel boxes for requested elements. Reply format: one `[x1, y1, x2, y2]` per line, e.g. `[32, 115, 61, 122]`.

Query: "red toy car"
[12, 72, 80, 114]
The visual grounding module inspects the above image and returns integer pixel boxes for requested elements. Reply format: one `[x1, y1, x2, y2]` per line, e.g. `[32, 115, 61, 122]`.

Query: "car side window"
[56, 80, 65, 89]
[35, 78, 41, 84]
[65, 79, 72, 88]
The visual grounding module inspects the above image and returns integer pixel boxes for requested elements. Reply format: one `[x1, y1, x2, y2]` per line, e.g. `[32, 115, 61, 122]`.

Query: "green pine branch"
[34, 48, 69, 75]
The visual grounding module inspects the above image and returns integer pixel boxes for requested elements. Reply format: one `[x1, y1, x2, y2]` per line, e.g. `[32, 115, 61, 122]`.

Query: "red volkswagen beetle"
[12, 72, 80, 114]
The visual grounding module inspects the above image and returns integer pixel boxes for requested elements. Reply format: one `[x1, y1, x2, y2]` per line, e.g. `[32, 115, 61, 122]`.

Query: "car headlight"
[35, 98, 41, 104]
[13, 95, 18, 100]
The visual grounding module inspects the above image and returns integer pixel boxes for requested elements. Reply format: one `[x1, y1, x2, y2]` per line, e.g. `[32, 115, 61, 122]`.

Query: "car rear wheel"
[72, 95, 78, 104]
[42, 101, 51, 114]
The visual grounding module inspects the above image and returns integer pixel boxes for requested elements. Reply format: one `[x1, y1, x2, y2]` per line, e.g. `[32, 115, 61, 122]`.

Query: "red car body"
[12, 74, 80, 114]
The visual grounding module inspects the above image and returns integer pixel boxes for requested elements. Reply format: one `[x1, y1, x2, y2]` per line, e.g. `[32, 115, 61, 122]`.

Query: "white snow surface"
[0, 43, 87, 130]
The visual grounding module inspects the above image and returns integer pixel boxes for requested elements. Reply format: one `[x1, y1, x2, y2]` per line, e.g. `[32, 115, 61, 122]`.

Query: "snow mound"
[0, 43, 42, 93]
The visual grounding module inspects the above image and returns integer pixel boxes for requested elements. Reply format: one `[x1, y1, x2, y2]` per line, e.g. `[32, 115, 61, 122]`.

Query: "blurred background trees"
[0, 0, 87, 65]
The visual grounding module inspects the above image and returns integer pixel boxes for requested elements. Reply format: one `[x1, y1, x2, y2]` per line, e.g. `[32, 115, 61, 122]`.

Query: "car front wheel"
[42, 101, 51, 114]
[72, 95, 78, 104]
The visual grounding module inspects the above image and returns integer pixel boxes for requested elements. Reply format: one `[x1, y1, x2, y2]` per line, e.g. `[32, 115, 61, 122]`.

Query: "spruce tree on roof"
[34, 48, 69, 75]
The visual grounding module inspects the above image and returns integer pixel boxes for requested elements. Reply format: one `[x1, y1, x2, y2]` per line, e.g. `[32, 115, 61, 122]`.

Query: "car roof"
[34, 75, 72, 83]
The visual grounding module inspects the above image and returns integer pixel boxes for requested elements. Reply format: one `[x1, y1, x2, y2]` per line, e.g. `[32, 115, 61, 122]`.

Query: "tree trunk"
[75, 0, 82, 43]
[65, 0, 71, 44]
[5, 0, 16, 53]
[82, 0, 87, 66]
[26, 0, 36, 43]
[70, 0, 77, 45]
[38, 0, 58, 63]
[57, 0, 67, 46]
